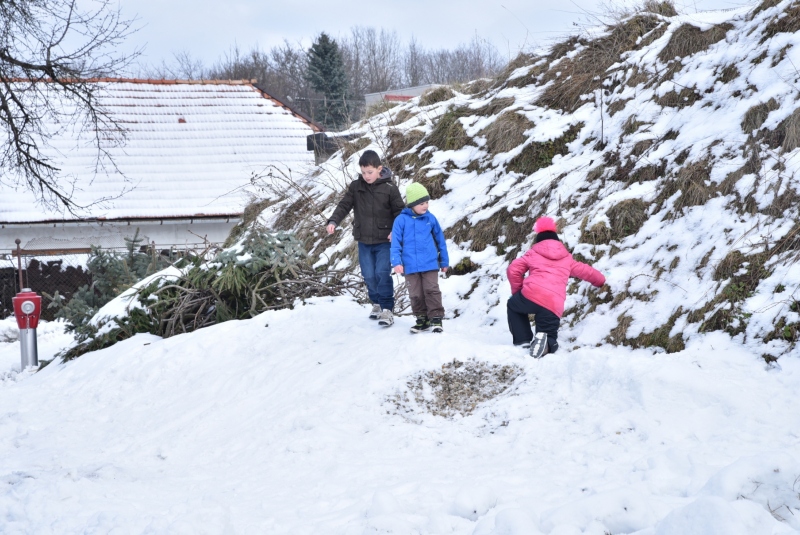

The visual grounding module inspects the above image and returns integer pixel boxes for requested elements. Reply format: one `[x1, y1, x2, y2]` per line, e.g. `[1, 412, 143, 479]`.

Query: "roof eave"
[1, 213, 243, 226]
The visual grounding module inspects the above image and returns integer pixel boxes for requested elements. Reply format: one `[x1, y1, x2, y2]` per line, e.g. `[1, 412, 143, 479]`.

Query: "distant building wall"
[364, 84, 440, 107]
[0, 217, 240, 254]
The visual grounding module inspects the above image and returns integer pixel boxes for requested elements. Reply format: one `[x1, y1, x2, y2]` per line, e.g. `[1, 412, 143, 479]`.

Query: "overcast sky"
[117, 0, 750, 74]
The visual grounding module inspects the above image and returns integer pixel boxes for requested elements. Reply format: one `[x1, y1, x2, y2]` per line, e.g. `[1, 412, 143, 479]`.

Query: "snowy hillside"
[259, 0, 800, 360]
[1, 300, 800, 533]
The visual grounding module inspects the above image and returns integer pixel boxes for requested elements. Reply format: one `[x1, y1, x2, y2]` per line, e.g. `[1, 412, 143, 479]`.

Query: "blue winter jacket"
[390, 208, 449, 274]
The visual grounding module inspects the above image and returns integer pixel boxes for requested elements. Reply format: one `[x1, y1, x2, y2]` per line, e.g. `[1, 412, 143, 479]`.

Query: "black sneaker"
[410, 316, 430, 334]
[430, 317, 443, 333]
[529, 332, 548, 359]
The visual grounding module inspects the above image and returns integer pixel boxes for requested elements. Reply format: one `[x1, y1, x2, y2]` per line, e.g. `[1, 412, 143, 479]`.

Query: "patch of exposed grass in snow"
[419, 86, 455, 107]
[657, 23, 733, 63]
[427, 106, 474, 151]
[386, 359, 523, 419]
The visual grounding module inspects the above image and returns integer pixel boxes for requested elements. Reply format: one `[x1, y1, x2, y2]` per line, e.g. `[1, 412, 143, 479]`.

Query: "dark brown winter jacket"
[327, 168, 405, 244]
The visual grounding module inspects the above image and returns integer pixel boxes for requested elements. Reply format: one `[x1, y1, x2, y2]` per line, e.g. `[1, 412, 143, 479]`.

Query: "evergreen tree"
[305, 33, 350, 130]
[45, 229, 172, 335]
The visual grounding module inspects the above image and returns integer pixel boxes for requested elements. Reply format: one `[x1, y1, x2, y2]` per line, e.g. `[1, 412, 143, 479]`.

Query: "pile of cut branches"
[61, 227, 362, 360]
[150, 229, 360, 337]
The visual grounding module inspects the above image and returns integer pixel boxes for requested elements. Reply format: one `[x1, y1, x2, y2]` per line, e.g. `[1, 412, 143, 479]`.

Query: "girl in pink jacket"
[507, 216, 606, 358]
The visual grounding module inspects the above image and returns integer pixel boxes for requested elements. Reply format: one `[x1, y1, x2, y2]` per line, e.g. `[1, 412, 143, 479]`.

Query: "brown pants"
[405, 270, 444, 318]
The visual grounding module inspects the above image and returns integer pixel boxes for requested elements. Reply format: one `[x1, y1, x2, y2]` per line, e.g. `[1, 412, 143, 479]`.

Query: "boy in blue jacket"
[391, 183, 449, 333]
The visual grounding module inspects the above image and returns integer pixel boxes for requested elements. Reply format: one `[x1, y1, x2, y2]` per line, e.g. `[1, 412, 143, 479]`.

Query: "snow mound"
[1, 298, 799, 532]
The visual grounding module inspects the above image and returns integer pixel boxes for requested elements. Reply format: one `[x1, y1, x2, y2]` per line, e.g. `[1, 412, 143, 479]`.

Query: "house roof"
[0, 79, 318, 224]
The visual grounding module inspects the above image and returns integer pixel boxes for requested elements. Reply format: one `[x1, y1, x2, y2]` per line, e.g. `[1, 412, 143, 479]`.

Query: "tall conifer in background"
[305, 33, 350, 130]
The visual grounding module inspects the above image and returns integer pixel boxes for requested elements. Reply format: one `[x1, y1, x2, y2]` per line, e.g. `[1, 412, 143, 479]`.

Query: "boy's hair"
[358, 150, 382, 168]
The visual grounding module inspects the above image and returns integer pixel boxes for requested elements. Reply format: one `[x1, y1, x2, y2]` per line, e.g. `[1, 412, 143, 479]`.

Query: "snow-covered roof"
[0, 79, 318, 224]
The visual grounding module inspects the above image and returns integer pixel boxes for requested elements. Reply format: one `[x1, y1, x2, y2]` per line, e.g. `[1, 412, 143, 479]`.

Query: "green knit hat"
[405, 183, 430, 208]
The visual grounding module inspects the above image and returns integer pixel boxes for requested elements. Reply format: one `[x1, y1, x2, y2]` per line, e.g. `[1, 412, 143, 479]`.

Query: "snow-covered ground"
[0, 318, 74, 386]
[1, 298, 798, 534]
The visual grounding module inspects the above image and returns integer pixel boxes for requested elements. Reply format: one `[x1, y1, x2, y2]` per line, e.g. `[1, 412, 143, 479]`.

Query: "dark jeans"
[507, 292, 560, 353]
[358, 242, 394, 310]
[405, 270, 444, 318]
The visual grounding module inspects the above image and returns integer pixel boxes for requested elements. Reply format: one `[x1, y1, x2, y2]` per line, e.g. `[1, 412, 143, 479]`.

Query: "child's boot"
[410, 316, 430, 333]
[529, 332, 548, 359]
[430, 317, 443, 333]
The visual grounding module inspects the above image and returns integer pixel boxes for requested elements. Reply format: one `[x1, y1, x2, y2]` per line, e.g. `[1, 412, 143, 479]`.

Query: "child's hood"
[400, 207, 434, 220]
[378, 167, 393, 181]
[359, 167, 393, 184]
[531, 239, 570, 261]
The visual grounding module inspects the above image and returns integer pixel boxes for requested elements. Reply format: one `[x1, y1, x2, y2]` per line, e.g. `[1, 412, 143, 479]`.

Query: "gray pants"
[405, 270, 444, 318]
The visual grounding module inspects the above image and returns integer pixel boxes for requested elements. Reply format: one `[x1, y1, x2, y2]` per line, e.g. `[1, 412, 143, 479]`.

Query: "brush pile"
[61, 227, 361, 360]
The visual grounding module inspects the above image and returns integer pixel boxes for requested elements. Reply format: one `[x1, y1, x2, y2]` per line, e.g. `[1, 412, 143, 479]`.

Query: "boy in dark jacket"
[326, 150, 404, 326]
[390, 183, 449, 333]
[507, 216, 606, 358]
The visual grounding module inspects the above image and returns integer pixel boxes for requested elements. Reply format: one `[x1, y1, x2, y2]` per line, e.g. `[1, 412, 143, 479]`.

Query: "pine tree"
[305, 33, 350, 130]
[45, 229, 172, 334]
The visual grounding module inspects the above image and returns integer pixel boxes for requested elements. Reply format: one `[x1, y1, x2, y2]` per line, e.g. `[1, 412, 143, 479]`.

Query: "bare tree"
[404, 37, 425, 87]
[206, 45, 269, 81]
[342, 28, 503, 93]
[201, 42, 316, 118]
[0, 0, 137, 210]
[265, 41, 312, 105]
[340, 30, 364, 96]
[144, 50, 207, 80]
[422, 49, 451, 85]
[419, 35, 504, 85]
[361, 27, 402, 93]
[340, 27, 402, 96]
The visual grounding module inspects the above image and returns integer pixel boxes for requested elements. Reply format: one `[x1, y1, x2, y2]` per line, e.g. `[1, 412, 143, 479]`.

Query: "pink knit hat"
[534, 216, 557, 234]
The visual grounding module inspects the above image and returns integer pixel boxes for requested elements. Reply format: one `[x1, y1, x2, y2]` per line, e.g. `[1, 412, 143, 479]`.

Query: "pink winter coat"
[507, 240, 605, 317]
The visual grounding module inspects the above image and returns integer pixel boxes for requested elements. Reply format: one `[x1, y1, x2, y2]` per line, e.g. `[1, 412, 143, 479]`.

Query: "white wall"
[364, 84, 439, 106]
[0, 218, 241, 254]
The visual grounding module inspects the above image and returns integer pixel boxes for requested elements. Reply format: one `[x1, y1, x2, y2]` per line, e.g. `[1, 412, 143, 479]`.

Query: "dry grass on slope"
[449, 200, 535, 257]
[761, 107, 800, 152]
[750, 0, 783, 18]
[538, 15, 666, 112]
[493, 2, 672, 105]
[657, 23, 733, 62]
[652, 161, 718, 215]
[506, 124, 583, 176]
[340, 137, 372, 162]
[741, 99, 780, 133]
[479, 111, 534, 155]
[760, 0, 800, 43]
[577, 199, 650, 247]
[419, 86, 456, 107]
[427, 106, 475, 151]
